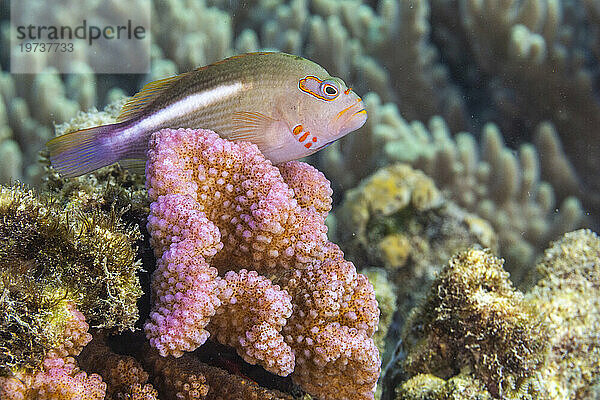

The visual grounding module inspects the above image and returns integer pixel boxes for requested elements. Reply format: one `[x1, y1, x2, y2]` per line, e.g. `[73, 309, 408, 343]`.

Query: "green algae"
[0, 184, 143, 374]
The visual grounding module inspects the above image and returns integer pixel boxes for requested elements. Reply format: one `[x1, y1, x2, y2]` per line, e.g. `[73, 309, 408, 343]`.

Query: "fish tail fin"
[46, 124, 120, 178]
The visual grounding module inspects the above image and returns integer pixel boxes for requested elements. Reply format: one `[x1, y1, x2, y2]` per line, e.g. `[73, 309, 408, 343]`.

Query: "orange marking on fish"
[334, 98, 361, 122]
[298, 132, 309, 142]
[344, 88, 352, 95]
[304, 136, 318, 148]
[293, 125, 303, 135]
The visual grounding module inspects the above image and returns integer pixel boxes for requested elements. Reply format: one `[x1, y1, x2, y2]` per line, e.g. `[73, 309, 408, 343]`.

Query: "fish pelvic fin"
[46, 124, 119, 178]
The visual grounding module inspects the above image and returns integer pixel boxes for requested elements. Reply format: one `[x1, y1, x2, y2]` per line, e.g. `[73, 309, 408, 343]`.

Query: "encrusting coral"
[143, 127, 380, 400]
[140, 343, 295, 400]
[0, 183, 143, 374]
[384, 248, 549, 399]
[525, 229, 600, 399]
[383, 229, 600, 399]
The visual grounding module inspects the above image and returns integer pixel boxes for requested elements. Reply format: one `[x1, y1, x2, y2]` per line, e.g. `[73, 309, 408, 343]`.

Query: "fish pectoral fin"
[229, 111, 283, 147]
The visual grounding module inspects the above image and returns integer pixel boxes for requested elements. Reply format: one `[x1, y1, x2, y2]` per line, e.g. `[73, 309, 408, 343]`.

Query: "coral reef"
[2, 1, 600, 398]
[335, 163, 498, 325]
[383, 230, 600, 399]
[0, 183, 143, 373]
[326, 99, 584, 276]
[144, 127, 380, 400]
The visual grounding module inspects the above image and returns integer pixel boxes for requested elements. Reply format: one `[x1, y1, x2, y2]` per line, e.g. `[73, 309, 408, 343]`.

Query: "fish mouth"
[337, 99, 367, 136]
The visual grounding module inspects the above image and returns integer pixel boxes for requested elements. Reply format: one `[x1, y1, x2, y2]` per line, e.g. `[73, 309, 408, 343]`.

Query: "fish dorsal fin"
[117, 53, 276, 123]
[116, 73, 187, 122]
[192, 52, 273, 74]
[229, 111, 281, 147]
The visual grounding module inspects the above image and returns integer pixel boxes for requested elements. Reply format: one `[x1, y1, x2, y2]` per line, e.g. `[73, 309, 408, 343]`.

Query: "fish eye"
[320, 80, 339, 99]
[324, 85, 337, 95]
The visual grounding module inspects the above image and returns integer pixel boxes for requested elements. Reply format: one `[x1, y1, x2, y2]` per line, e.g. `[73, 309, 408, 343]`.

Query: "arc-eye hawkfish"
[47, 52, 367, 177]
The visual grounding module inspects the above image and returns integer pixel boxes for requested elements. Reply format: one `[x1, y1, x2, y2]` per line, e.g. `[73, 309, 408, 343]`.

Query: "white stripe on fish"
[112, 82, 246, 149]
[138, 82, 244, 131]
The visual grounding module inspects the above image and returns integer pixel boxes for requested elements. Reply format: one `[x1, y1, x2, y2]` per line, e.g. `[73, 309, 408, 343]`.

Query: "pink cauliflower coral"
[144, 128, 380, 400]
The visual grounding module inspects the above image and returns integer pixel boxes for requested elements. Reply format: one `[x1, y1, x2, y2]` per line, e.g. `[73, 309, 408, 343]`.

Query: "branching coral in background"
[324, 95, 583, 277]
[144, 127, 380, 400]
[408, 119, 584, 277]
[151, 0, 233, 71]
[0, 183, 143, 375]
[429, 0, 600, 214]
[352, 0, 466, 129]
[0, 69, 84, 184]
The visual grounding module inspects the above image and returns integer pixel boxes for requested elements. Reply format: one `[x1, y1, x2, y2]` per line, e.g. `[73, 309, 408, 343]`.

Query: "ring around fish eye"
[320, 80, 339, 100]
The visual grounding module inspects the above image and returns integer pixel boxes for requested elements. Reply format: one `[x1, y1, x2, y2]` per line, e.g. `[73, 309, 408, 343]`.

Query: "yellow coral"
[400, 249, 548, 397]
[377, 233, 412, 268]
